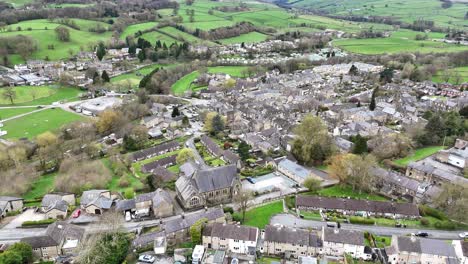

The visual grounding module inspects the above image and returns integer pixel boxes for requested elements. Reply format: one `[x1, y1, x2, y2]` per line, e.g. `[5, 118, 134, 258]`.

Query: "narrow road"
[186, 136, 209, 169]
[270, 214, 466, 240]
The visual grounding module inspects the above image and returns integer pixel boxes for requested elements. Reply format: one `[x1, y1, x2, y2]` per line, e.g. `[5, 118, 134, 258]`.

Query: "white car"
[138, 255, 155, 263]
[459, 232, 468, 239]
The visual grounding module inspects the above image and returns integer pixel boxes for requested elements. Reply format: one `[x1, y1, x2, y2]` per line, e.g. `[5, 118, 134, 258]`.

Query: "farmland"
[219, 31, 269, 44]
[0, 85, 82, 106]
[1, 19, 112, 64]
[0, 108, 84, 139]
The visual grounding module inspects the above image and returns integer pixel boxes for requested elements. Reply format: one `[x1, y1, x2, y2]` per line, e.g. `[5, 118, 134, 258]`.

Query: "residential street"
[270, 214, 466, 240]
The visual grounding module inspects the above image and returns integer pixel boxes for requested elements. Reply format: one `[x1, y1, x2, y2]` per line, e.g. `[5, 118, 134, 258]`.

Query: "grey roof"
[264, 225, 321, 247]
[0, 196, 23, 202]
[116, 199, 136, 211]
[46, 221, 85, 243]
[80, 190, 109, 206]
[21, 236, 58, 248]
[223, 150, 239, 164]
[163, 208, 224, 234]
[201, 135, 223, 157]
[131, 141, 180, 161]
[180, 162, 197, 177]
[152, 188, 172, 208]
[194, 164, 237, 193]
[141, 155, 177, 173]
[278, 159, 311, 180]
[41, 194, 64, 208]
[323, 228, 364, 246]
[133, 231, 166, 248]
[420, 238, 457, 257]
[45, 200, 68, 213]
[397, 236, 421, 253]
[203, 223, 258, 242]
[152, 167, 176, 182]
[86, 196, 113, 209]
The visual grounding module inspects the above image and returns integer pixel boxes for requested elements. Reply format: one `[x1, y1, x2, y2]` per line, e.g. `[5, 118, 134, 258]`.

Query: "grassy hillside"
[1, 19, 111, 64]
[292, 0, 468, 30]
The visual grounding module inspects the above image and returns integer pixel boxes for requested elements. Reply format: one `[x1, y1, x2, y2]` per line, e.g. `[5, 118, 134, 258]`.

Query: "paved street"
[270, 214, 466, 240]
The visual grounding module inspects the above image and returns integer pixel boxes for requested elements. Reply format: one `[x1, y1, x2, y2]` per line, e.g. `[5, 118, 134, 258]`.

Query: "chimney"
[181, 213, 185, 219]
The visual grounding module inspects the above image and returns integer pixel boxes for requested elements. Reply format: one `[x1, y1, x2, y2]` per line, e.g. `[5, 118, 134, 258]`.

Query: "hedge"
[349, 216, 375, 225]
[22, 219, 56, 227]
[419, 205, 448, 221]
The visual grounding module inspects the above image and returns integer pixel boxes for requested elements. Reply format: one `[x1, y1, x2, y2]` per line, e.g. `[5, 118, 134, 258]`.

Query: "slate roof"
[397, 236, 421, 253]
[0, 196, 23, 202]
[194, 164, 237, 193]
[45, 200, 68, 213]
[201, 135, 223, 157]
[131, 141, 180, 161]
[223, 150, 239, 164]
[203, 223, 258, 242]
[41, 194, 64, 208]
[152, 167, 176, 182]
[80, 190, 109, 206]
[323, 228, 364, 246]
[278, 159, 311, 180]
[264, 225, 321, 247]
[141, 155, 177, 173]
[163, 208, 224, 234]
[116, 199, 136, 211]
[21, 236, 58, 248]
[152, 188, 172, 208]
[21, 222, 84, 248]
[420, 238, 457, 257]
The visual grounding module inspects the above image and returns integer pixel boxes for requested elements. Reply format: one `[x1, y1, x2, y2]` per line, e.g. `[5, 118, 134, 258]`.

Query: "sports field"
[0, 85, 82, 106]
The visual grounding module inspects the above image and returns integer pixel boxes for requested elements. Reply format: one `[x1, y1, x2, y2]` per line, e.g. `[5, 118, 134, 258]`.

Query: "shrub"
[119, 178, 130, 188]
[223, 207, 234, 214]
[124, 188, 135, 199]
[419, 205, 447, 220]
[22, 219, 56, 227]
[232, 214, 242, 222]
[285, 196, 295, 209]
[420, 218, 430, 226]
[434, 221, 457, 230]
[349, 216, 375, 225]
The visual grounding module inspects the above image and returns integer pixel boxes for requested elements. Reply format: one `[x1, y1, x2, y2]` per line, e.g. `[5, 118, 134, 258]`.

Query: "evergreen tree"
[369, 86, 378, 111]
[380, 68, 394, 83]
[92, 71, 100, 84]
[96, 42, 106, 61]
[101, 70, 110, 82]
[212, 114, 225, 133]
[138, 48, 146, 62]
[349, 64, 358, 75]
[238, 141, 251, 161]
[139, 68, 159, 88]
[171, 106, 180, 117]
[128, 44, 136, 56]
[352, 134, 368, 154]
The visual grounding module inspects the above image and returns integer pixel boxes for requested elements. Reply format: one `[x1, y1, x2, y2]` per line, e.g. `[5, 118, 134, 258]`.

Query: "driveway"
[3, 209, 45, 229]
[270, 214, 465, 240]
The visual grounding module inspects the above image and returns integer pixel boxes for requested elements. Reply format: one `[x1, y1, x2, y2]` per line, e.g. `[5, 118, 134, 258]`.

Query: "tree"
[176, 148, 195, 164]
[237, 141, 250, 161]
[235, 190, 252, 223]
[369, 86, 378, 111]
[433, 183, 468, 222]
[222, 78, 236, 94]
[369, 133, 413, 160]
[137, 48, 146, 62]
[348, 64, 358, 75]
[0, 250, 22, 264]
[291, 115, 335, 164]
[379, 68, 394, 83]
[303, 177, 322, 193]
[2, 87, 16, 104]
[55, 26, 70, 42]
[96, 110, 122, 134]
[329, 153, 377, 194]
[96, 42, 106, 61]
[123, 125, 148, 151]
[171, 106, 180, 117]
[101, 70, 110, 82]
[212, 114, 225, 133]
[8, 242, 32, 264]
[190, 217, 207, 244]
[36, 131, 58, 147]
[352, 134, 367, 154]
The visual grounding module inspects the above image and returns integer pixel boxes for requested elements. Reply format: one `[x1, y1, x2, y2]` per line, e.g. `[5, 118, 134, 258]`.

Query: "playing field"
[0, 108, 84, 139]
[333, 30, 468, 54]
[1, 19, 112, 64]
[0, 107, 36, 120]
[0, 85, 82, 106]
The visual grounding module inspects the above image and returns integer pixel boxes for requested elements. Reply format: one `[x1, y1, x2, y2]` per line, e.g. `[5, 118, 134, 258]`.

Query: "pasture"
[0, 85, 82, 106]
[219, 31, 269, 44]
[1, 19, 112, 64]
[119, 22, 158, 40]
[0, 108, 84, 139]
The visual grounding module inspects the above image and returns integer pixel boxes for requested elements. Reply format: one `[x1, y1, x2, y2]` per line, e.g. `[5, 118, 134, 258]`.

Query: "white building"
[192, 245, 205, 264]
[202, 223, 258, 255]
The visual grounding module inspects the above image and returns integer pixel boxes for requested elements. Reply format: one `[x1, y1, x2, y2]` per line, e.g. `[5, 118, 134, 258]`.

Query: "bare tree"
[234, 190, 253, 223]
[2, 86, 16, 104]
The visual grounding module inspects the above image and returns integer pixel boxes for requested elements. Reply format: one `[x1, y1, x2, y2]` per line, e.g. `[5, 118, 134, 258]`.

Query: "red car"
[72, 209, 81, 218]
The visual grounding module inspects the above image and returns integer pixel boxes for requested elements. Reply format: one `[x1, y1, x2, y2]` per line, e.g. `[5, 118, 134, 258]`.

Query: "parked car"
[413, 231, 429, 237]
[326, 222, 337, 228]
[72, 209, 81, 218]
[138, 255, 155, 263]
[459, 232, 468, 239]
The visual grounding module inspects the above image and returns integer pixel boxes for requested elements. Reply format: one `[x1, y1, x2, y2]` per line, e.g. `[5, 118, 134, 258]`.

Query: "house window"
[234, 239, 239, 242]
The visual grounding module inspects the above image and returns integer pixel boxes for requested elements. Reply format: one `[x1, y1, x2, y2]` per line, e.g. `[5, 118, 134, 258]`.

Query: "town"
[0, 0, 467, 263]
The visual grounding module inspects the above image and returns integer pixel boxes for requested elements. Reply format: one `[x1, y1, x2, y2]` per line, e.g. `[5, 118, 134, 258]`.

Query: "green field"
[0, 107, 36, 120]
[159, 26, 215, 45]
[171, 66, 249, 94]
[292, 0, 468, 30]
[1, 0, 33, 7]
[219, 32, 269, 44]
[1, 108, 84, 139]
[334, 30, 468, 54]
[2, 19, 111, 64]
[393, 146, 445, 166]
[23, 173, 58, 200]
[0, 86, 82, 106]
[432, 67, 468, 84]
[233, 200, 284, 228]
[120, 22, 158, 40]
[314, 185, 388, 201]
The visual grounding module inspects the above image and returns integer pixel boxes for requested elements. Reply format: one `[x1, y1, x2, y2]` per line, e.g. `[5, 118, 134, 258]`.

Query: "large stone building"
[263, 225, 322, 258]
[175, 163, 240, 209]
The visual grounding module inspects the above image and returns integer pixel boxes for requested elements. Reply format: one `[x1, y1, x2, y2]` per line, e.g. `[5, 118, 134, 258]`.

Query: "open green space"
[131, 150, 181, 178]
[257, 257, 282, 264]
[0, 85, 82, 106]
[292, 0, 468, 30]
[233, 200, 283, 228]
[23, 173, 58, 201]
[159, 27, 215, 45]
[432, 67, 468, 84]
[0, 107, 36, 120]
[334, 30, 467, 55]
[2, 19, 112, 64]
[111, 64, 178, 88]
[103, 158, 145, 194]
[393, 146, 445, 166]
[1, 0, 33, 7]
[47, 3, 95, 8]
[219, 31, 269, 44]
[0, 108, 84, 139]
[313, 184, 388, 201]
[120, 22, 158, 40]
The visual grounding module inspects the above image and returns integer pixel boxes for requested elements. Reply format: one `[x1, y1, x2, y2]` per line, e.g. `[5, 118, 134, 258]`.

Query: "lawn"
[257, 257, 282, 264]
[234, 200, 283, 228]
[0, 108, 84, 139]
[299, 210, 322, 220]
[432, 66, 468, 84]
[0, 107, 36, 120]
[0, 85, 81, 105]
[23, 173, 58, 201]
[207, 66, 249, 77]
[120, 22, 158, 40]
[393, 146, 444, 166]
[314, 185, 388, 201]
[334, 30, 467, 54]
[111, 64, 178, 88]
[219, 32, 269, 44]
[2, 19, 112, 64]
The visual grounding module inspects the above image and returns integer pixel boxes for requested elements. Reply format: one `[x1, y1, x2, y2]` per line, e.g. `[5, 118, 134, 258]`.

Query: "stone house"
[322, 228, 370, 260]
[202, 223, 259, 255]
[134, 188, 174, 218]
[277, 159, 316, 185]
[41, 193, 75, 219]
[452, 240, 468, 264]
[0, 196, 23, 217]
[175, 163, 240, 210]
[80, 190, 113, 215]
[263, 225, 322, 258]
[131, 141, 180, 162]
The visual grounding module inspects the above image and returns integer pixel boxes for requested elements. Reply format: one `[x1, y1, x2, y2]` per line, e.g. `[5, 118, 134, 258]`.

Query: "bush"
[6, 210, 22, 217]
[232, 214, 242, 222]
[434, 221, 457, 230]
[119, 178, 130, 188]
[349, 216, 375, 225]
[124, 188, 135, 199]
[420, 218, 430, 226]
[285, 196, 295, 209]
[223, 207, 234, 214]
[419, 205, 447, 220]
[22, 219, 56, 227]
